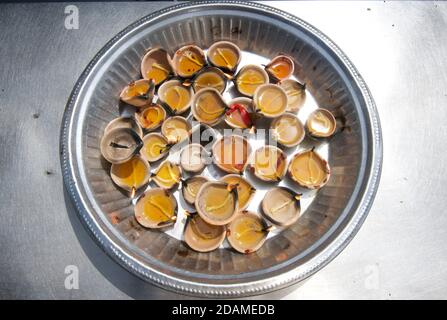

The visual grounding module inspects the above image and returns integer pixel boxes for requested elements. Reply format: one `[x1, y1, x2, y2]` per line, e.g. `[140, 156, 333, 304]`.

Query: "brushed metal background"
[0, 1, 446, 299]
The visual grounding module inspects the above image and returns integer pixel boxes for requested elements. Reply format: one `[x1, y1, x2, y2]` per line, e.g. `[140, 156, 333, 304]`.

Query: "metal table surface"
[0, 1, 446, 300]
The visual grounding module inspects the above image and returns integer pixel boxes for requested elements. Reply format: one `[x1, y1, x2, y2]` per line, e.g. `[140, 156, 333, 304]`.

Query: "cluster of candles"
[100, 41, 337, 254]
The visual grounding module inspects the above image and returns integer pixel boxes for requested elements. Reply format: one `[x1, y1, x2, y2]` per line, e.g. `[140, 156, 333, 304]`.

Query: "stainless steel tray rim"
[60, 0, 383, 298]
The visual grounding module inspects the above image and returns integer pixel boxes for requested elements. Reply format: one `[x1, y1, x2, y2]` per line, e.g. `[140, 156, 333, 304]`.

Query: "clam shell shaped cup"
[141, 132, 170, 162]
[288, 148, 331, 189]
[134, 188, 178, 229]
[270, 113, 305, 148]
[152, 160, 182, 190]
[207, 41, 241, 74]
[227, 211, 270, 254]
[212, 135, 251, 174]
[261, 187, 301, 227]
[265, 55, 295, 82]
[250, 145, 287, 182]
[171, 45, 206, 78]
[120, 79, 155, 108]
[253, 84, 288, 118]
[140, 47, 173, 85]
[135, 104, 166, 131]
[110, 155, 151, 194]
[306, 108, 337, 138]
[182, 175, 209, 206]
[100, 127, 143, 164]
[158, 79, 193, 115]
[279, 79, 306, 113]
[192, 67, 227, 94]
[161, 116, 191, 144]
[234, 64, 269, 97]
[184, 213, 226, 252]
[220, 174, 256, 211]
[191, 88, 228, 126]
[195, 181, 239, 226]
[179, 143, 208, 173]
[225, 97, 254, 129]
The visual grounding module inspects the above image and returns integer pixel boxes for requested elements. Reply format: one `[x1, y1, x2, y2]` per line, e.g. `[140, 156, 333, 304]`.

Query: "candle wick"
[110, 141, 130, 149]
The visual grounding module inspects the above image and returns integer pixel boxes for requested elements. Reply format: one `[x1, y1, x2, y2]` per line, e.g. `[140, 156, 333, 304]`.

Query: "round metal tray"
[60, 1, 382, 298]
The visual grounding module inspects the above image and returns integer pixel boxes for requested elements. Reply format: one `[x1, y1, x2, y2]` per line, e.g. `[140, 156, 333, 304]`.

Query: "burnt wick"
[110, 141, 130, 149]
